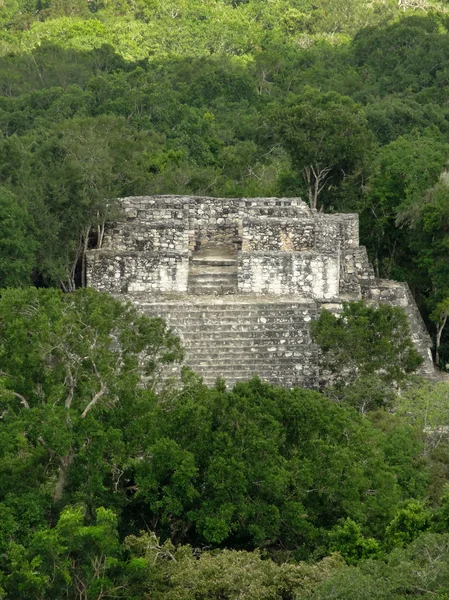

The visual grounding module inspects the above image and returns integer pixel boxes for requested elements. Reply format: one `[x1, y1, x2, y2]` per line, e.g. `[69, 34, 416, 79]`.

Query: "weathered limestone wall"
[237, 252, 339, 299]
[315, 214, 359, 252]
[102, 206, 188, 254]
[241, 214, 359, 254]
[242, 218, 316, 252]
[87, 197, 191, 293]
[339, 247, 375, 296]
[87, 251, 189, 294]
[187, 196, 242, 251]
[88, 196, 366, 297]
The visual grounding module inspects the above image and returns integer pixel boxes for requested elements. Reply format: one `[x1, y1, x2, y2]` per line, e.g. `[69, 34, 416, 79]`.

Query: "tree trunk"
[435, 316, 447, 366]
[303, 165, 332, 210]
[54, 453, 74, 502]
[81, 224, 90, 288]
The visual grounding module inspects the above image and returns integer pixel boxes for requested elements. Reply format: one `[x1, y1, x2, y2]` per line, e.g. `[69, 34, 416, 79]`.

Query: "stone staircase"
[130, 295, 320, 388]
[188, 247, 238, 295]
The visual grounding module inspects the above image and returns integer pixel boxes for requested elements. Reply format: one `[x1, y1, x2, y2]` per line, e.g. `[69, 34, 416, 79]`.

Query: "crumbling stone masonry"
[86, 196, 434, 388]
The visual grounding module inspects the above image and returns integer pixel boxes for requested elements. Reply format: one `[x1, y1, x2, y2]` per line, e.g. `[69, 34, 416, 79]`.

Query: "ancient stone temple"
[86, 196, 434, 388]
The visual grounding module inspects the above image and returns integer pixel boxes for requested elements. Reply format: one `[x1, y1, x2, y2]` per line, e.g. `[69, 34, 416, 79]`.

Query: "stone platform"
[87, 196, 434, 387]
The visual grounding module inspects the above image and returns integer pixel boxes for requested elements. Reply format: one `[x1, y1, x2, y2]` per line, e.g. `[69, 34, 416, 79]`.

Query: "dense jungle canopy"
[3, 1, 449, 598]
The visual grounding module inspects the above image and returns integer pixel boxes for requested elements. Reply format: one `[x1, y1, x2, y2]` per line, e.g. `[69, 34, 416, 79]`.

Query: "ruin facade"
[86, 196, 434, 388]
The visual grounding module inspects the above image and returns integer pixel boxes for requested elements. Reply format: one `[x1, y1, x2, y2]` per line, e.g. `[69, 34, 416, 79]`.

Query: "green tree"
[0, 287, 183, 505]
[311, 301, 423, 392]
[396, 173, 449, 365]
[385, 501, 431, 549]
[329, 519, 381, 565]
[363, 132, 449, 280]
[1, 506, 144, 600]
[273, 87, 377, 209]
[139, 377, 406, 551]
[125, 530, 344, 600]
[0, 115, 163, 289]
[0, 186, 35, 287]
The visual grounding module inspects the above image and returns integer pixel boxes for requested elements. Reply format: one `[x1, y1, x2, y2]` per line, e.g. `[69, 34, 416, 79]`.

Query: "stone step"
[198, 374, 302, 383]
[187, 264, 238, 294]
[194, 362, 318, 371]
[187, 347, 317, 355]
[187, 357, 312, 373]
[185, 345, 309, 353]
[186, 349, 312, 357]
[179, 323, 309, 329]
[189, 265, 237, 275]
[187, 348, 314, 357]
[184, 340, 309, 348]
[136, 296, 320, 389]
[155, 316, 312, 325]
[191, 258, 237, 267]
[182, 325, 310, 340]
[188, 285, 237, 295]
[188, 274, 237, 285]
[169, 325, 310, 334]
[197, 375, 312, 384]
[197, 371, 316, 383]
[171, 316, 311, 324]
[144, 304, 312, 312]
[174, 327, 308, 336]
[195, 368, 308, 377]
[136, 300, 315, 310]
[148, 308, 313, 317]
[184, 339, 307, 346]
[191, 367, 314, 374]
[161, 311, 309, 318]
[186, 347, 317, 356]
[184, 333, 309, 342]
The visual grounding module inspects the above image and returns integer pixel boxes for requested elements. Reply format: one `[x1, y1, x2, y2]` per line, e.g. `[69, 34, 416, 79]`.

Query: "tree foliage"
[0, 289, 445, 596]
[311, 301, 423, 392]
[273, 88, 377, 210]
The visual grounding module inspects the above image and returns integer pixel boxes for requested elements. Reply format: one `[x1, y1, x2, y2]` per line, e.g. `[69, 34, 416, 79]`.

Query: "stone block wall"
[102, 223, 188, 254]
[315, 214, 359, 252]
[242, 218, 316, 252]
[187, 196, 310, 250]
[103, 196, 189, 253]
[186, 196, 242, 251]
[237, 251, 339, 299]
[86, 251, 189, 294]
[103, 196, 314, 253]
[339, 247, 375, 296]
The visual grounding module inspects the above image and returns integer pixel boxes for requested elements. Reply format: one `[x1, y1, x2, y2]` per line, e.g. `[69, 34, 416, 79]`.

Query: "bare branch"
[6, 391, 30, 409]
[81, 380, 107, 419]
[303, 164, 332, 210]
[64, 368, 76, 410]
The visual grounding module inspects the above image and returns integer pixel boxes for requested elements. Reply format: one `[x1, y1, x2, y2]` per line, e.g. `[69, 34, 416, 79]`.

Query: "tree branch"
[7, 391, 30, 409]
[81, 380, 107, 418]
[64, 368, 76, 410]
